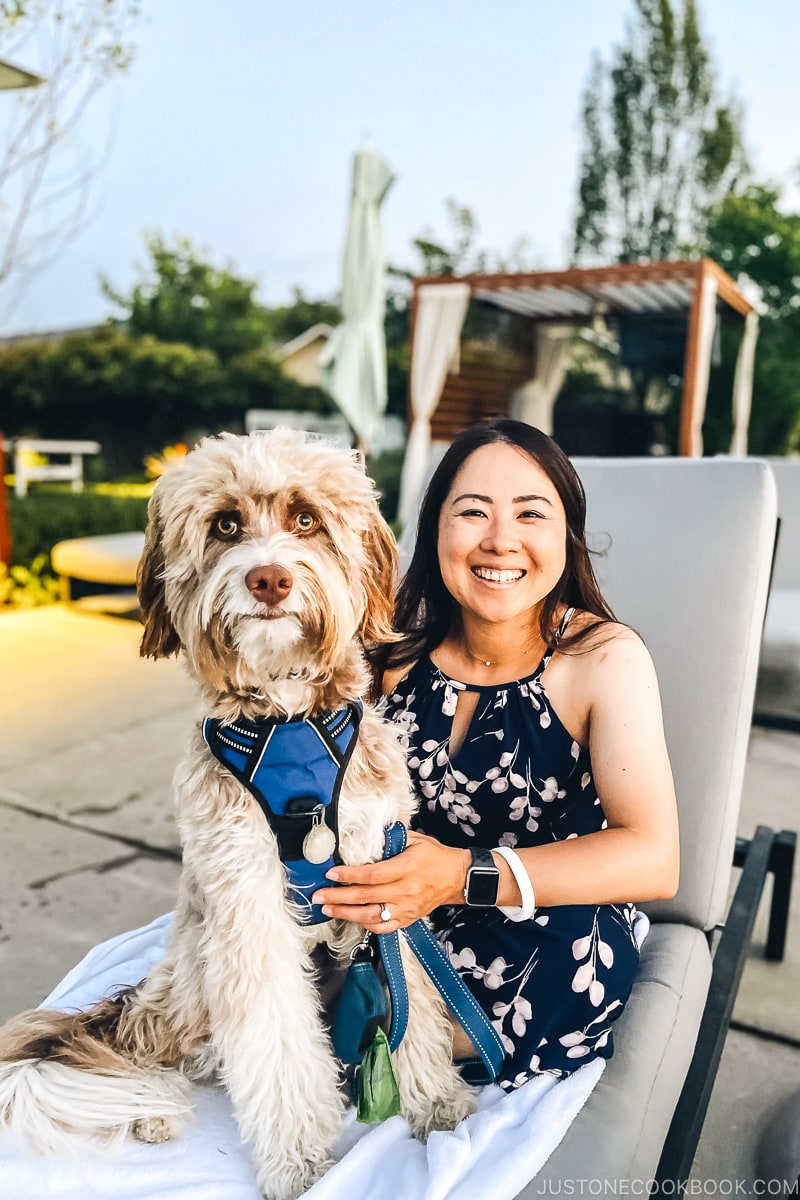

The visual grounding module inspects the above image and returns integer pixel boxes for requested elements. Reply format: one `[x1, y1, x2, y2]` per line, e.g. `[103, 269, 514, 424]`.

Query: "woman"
[313, 418, 679, 1089]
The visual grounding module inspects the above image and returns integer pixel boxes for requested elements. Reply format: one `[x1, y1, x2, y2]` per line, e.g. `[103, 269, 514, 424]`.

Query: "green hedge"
[8, 490, 149, 566]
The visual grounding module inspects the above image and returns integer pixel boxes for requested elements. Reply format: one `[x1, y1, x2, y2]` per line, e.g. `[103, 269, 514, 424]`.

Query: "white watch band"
[494, 846, 536, 921]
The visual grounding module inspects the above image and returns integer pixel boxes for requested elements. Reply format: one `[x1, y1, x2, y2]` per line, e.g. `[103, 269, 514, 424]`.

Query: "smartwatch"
[463, 847, 500, 907]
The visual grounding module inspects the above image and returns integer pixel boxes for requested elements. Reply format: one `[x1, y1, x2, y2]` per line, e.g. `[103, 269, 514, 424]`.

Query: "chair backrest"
[762, 457, 800, 590]
[572, 458, 776, 932]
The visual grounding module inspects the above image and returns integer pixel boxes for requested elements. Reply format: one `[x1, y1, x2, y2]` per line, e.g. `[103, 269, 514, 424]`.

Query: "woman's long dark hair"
[370, 417, 616, 685]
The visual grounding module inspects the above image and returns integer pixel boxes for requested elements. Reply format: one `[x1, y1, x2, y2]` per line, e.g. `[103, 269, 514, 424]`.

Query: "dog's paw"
[408, 1078, 477, 1138]
[257, 1157, 334, 1200]
[131, 1113, 185, 1144]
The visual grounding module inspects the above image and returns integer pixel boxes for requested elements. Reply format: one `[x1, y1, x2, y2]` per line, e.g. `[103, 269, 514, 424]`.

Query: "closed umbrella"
[319, 147, 395, 452]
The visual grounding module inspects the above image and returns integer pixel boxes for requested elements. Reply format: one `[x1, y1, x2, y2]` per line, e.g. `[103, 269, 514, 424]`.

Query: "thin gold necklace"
[463, 639, 544, 669]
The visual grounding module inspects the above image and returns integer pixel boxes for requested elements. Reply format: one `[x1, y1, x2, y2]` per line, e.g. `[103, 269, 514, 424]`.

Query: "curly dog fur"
[0, 430, 474, 1199]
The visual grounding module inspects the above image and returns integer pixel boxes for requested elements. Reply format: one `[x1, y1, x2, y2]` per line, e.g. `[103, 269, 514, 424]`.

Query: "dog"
[0, 429, 475, 1200]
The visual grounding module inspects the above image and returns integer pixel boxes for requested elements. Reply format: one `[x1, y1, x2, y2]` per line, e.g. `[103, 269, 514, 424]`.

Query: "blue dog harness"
[202, 704, 361, 924]
[202, 706, 505, 1082]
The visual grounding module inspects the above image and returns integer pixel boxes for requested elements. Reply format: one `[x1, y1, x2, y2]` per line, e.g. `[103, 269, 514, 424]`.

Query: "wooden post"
[0, 435, 11, 565]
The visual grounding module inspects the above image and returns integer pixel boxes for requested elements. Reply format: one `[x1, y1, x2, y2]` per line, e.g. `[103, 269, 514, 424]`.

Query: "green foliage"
[366, 446, 405, 524]
[268, 288, 341, 344]
[0, 554, 61, 608]
[227, 347, 334, 415]
[0, 326, 230, 474]
[8, 488, 149, 565]
[573, 0, 747, 263]
[700, 183, 800, 453]
[102, 233, 272, 364]
[703, 185, 800, 319]
[554, 368, 664, 456]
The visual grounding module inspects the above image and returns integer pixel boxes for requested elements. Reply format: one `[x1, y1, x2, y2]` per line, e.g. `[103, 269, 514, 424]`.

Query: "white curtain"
[685, 273, 719, 457]
[729, 311, 759, 456]
[509, 324, 572, 434]
[397, 282, 470, 529]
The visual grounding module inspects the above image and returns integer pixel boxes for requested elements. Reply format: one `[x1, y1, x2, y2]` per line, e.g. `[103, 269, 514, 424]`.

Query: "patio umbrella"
[319, 146, 395, 452]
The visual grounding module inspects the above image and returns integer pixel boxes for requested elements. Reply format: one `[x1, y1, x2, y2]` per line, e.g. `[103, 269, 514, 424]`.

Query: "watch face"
[467, 867, 500, 907]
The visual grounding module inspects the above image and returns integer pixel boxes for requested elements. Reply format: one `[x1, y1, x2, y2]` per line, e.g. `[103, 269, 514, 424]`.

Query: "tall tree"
[701, 185, 800, 453]
[0, 0, 139, 318]
[103, 234, 273, 365]
[573, 0, 747, 263]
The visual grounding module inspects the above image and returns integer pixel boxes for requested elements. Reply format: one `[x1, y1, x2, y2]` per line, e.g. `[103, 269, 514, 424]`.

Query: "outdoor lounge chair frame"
[656, 511, 798, 1182]
[656, 824, 796, 1184]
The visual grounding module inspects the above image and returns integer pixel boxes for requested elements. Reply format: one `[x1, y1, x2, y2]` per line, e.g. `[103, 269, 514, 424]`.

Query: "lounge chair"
[519, 455, 795, 1190]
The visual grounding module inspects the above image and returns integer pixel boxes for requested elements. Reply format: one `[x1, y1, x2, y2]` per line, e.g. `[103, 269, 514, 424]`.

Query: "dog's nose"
[245, 564, 293, 606]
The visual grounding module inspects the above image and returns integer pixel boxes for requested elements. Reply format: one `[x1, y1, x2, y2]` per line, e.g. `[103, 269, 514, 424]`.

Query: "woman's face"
[437, 442, 568, 627]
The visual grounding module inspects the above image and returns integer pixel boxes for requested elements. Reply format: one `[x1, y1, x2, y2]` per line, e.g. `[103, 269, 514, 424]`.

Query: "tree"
[573, 0, 748, 264]
[103, 234, 273, 365]
[703, 185, 800, 319]
[268, 287, 340, 345]
[0, 0, 139, 318]
[701, 185, 800, 453]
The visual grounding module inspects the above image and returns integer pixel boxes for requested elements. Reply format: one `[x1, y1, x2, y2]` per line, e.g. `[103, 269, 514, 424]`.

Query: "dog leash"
[376, 822, 506, 1085]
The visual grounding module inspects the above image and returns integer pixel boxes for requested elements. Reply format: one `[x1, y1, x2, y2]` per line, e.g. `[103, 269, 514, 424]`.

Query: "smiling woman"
[314, 417, 679, 1089]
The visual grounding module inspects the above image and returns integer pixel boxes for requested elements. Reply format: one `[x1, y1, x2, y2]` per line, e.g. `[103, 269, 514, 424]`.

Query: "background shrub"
[8, 490, 149, 565]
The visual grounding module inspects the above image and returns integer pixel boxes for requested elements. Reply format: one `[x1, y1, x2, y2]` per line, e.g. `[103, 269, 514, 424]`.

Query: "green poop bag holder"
[329, 822, 506, 1124]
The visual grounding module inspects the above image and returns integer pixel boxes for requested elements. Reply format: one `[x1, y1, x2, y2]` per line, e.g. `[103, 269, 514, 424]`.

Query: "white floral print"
[384, 652, 641, 1090]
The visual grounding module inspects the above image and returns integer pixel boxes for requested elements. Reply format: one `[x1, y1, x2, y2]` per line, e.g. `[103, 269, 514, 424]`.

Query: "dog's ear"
[359, 511, 399, 646]
[137, 490, 181, 659]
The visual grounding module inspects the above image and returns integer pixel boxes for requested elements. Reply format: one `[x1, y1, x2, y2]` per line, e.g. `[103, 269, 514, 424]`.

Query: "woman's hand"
[311, 831, 470, 933]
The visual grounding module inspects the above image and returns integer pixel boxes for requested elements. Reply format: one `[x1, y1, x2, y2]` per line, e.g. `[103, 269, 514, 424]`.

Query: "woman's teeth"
[472, 567, 525, 583]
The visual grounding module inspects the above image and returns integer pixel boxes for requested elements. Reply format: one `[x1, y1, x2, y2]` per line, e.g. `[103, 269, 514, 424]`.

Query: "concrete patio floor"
[0, 603, 798, 1188]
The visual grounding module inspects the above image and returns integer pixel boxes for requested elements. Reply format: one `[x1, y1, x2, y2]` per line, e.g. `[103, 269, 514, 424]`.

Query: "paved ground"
[0, 603, 798, 1189]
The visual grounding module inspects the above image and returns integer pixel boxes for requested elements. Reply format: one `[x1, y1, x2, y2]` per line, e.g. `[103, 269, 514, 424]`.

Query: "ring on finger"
[380, 904, 392, 923]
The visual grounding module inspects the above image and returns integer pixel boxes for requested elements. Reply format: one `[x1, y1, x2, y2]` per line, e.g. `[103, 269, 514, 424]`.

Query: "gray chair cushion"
[573, 459, 776, 932]
[517, 923, 713, 1190]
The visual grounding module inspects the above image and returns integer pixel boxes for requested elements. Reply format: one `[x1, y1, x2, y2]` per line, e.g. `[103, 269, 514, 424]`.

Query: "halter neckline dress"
[383, 615, 641, 1091]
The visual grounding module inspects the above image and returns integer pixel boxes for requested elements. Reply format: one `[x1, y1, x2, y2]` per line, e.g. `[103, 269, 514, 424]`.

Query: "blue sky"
[2, 0, 799, 334]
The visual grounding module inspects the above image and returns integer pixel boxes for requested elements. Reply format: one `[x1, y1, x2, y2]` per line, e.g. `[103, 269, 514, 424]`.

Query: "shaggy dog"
[0, 430, 475, 1200]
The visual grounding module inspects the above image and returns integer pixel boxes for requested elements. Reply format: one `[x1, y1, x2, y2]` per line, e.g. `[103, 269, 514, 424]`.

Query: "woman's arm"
[313, 630, 679, 931]
[506, 628, 680, 907]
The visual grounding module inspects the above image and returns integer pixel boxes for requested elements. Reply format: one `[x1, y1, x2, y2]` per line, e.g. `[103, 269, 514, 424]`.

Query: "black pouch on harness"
[330, 950, 387, 1065]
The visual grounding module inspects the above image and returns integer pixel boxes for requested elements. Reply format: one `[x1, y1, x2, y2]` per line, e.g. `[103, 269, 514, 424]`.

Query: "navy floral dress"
[383, 634, 641, 1091]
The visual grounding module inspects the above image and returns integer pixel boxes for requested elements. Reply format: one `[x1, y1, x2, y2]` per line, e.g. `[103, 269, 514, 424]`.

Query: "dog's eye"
[211, 512, 242, 540]
[293, 511, 318, 534]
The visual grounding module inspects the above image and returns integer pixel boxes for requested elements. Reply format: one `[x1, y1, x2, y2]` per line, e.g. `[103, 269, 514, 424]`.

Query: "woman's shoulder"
[561, 611, 657, 687]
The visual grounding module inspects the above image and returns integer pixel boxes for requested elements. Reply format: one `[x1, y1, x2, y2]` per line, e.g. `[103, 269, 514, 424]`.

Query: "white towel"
[0, 912, 650, 1199]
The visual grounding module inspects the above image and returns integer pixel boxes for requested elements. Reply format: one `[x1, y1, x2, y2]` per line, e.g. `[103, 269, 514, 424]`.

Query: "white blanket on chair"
[0, 913, 620, 1200]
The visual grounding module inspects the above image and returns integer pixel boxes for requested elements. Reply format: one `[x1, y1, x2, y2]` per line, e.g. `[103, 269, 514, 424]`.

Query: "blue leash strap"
[377, 823, 506, 1082]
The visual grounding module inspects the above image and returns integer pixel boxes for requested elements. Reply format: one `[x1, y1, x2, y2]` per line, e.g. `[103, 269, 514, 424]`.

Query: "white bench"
[14, 438, 101, 497]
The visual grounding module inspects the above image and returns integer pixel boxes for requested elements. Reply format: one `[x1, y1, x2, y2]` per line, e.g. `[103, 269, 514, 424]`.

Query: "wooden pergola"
[406, 257, 756, 458]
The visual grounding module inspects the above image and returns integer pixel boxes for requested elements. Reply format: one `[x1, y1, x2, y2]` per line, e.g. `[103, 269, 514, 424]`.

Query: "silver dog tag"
[303, 809, 337, 864]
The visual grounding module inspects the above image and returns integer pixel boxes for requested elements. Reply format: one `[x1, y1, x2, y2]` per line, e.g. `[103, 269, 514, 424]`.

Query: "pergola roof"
[416, 258, 755, 323]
